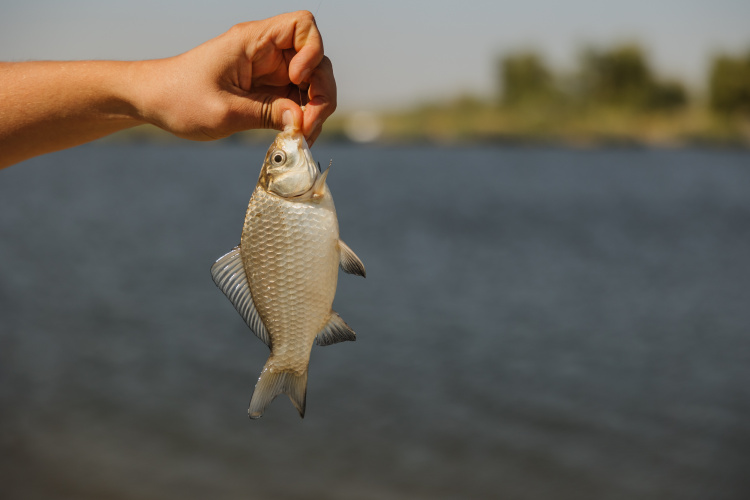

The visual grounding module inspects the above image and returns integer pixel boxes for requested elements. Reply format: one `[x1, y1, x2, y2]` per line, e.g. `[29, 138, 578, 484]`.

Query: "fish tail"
[248, 360, 308, 419]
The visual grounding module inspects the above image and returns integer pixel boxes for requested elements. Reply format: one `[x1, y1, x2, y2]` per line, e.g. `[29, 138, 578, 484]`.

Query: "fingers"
[285, 11, 325, 85]
[227, 93, 303, 134]
[255, 11, 324, 86]
[192, 11, 333, 142]
[245, 56, 336, 145]
[302, 56, 336, 145]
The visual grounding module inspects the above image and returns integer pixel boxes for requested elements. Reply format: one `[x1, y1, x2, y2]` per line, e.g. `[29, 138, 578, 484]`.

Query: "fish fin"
[248, 362, 308, 419]
[210, 247, 271, 347]
[311, 168, 329, 198]
[315, 312, 357, 346]
[338, 240, 366, 277]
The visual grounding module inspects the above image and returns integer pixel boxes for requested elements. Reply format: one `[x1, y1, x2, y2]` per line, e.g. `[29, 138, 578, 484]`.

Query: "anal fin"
[315, 312, 356, 346]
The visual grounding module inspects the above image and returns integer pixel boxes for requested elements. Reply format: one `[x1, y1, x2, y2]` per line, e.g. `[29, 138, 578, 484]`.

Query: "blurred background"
[2, 1, 750, 499]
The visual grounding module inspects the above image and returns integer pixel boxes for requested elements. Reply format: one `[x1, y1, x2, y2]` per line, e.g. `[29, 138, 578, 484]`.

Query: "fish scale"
[242, 185, 339, 366]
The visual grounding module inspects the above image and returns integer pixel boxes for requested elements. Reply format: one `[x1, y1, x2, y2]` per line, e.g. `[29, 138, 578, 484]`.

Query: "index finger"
[267, 10, 324, 85]
[303, 56, 336, 145]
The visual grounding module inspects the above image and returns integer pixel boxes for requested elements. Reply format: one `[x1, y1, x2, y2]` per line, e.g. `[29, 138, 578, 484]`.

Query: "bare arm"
[0, 60, 141, 168]
[0, 10, 336, 169]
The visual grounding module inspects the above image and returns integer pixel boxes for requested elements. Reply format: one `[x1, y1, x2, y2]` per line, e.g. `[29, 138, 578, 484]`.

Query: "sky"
[2, 0, 749, 111]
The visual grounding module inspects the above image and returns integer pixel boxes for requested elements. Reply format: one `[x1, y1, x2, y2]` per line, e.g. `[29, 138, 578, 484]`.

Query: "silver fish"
[211, 126, 365, 419]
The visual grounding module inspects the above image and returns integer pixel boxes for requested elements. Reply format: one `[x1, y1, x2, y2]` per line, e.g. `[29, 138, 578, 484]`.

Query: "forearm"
[0, 60, 145, 168]
[0, 12, 336, 169]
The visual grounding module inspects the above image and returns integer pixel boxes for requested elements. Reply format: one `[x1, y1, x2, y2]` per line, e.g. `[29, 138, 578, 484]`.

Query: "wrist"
[121, 56, 199, 137]
[119, 59, 156, 125]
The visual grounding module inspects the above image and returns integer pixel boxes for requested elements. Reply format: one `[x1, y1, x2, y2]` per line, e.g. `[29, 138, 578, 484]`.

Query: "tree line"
[499, 45, 750, 116]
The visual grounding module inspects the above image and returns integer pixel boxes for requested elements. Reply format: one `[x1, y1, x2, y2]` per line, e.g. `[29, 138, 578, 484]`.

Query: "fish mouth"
[285, 130, 330, 200]
[264, 129, 321, 199]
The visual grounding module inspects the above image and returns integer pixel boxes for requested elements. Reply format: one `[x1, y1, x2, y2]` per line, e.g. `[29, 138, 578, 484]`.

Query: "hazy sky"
[2, 0, 749, 111]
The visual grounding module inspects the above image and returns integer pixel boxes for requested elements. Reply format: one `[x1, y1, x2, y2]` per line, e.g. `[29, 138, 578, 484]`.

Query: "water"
[1, 143, 749, 499]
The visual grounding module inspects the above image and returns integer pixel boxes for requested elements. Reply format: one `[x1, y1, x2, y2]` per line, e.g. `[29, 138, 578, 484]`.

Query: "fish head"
[259, 127, 319, 198]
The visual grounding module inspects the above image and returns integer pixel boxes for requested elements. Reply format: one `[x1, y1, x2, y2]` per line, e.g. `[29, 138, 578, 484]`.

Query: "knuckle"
[295, 10, 315, 23]
[326, 99, 337, 115]
[226, 20, 258, 42]
[226, 22, 245, 38]
[320, 56, 333, 69]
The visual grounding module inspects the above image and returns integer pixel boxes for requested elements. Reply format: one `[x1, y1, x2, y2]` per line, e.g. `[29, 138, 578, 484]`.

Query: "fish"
[210, 125, 366, 419]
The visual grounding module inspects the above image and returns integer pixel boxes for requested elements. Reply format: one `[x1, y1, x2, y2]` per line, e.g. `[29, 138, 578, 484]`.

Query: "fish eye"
[271, 150, 286, 166]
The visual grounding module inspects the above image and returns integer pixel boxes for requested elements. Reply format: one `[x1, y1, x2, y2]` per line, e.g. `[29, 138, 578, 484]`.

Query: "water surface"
[1, 144, 749, 499]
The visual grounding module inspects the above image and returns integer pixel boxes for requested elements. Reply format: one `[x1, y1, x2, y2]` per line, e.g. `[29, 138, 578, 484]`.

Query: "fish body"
[211, 127, 365, 419]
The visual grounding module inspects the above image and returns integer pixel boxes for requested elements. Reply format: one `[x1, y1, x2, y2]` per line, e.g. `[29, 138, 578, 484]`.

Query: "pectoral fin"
[338, 240, 366, 277]
[315, 312, 357, 346]
[210, 246, 271, 347]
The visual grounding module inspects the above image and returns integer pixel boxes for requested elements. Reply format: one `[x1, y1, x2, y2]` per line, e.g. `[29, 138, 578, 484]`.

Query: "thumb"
[276, 101, 304, 131]
[228, 94, 303, 133]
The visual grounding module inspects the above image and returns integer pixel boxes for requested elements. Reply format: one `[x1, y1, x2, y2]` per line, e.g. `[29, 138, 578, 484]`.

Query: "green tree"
[576, 44, 688, 112]
[709, 51, 750, 115]
[648, 80, 688, 111]
[578, 44, 653, 107]
[499, 52, 555, 106]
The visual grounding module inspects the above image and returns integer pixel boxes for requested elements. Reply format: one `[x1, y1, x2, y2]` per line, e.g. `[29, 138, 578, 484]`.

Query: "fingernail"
[299, 68, 311, 82]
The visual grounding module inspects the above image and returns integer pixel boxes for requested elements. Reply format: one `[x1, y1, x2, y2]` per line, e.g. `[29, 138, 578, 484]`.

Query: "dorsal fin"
[311, 167, 329, 198]
[210, 247, 271, 347]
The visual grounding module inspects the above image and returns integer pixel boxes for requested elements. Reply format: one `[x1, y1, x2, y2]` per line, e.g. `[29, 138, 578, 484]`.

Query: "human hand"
[132, 10, 335, 146]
